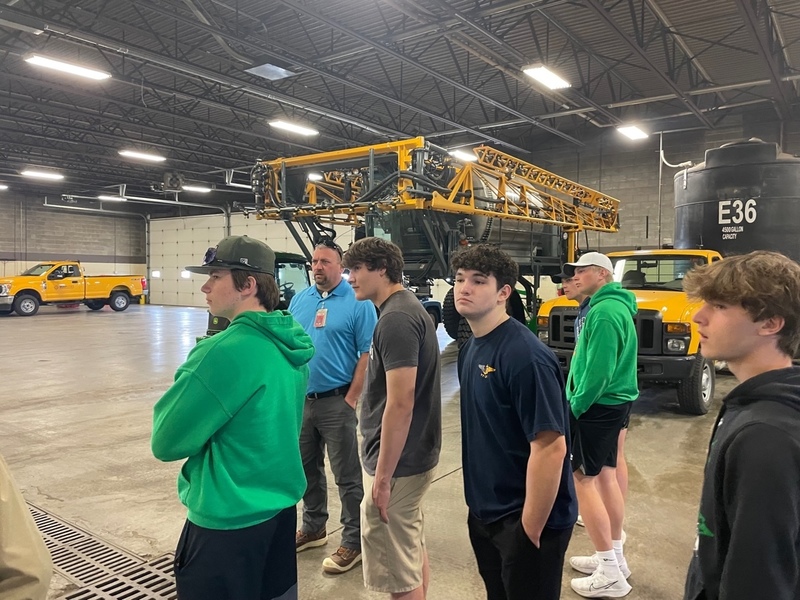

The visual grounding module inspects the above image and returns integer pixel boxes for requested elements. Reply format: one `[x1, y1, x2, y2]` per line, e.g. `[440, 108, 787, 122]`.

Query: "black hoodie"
[684, 366, 800, 600]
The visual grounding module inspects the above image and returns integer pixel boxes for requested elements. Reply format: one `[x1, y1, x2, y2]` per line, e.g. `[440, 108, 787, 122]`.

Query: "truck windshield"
[611, 256, 705, 290]
[21, 264, 55, 276]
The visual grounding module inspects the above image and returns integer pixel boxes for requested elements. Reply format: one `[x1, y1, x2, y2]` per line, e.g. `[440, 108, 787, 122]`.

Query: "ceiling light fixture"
[25, 54, 111, 80]
[245, 62, 298, 81]
[269, 120, 319, 136]
[97, 195, 127, 202]
[182, 185, 212, 193]
[450, 150, 478, 162]
[522, 65, 571, 90]
[0, 16, 43, 36]
[307, 173, 323, 181]
[0, 184, 8, 191]
[21, 169, 64, 180]
[617, 125, 649, 140]
[119, 149, 167, 162]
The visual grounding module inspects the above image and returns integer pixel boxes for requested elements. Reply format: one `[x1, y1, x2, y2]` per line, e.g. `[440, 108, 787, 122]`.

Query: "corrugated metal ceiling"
[0, 0, 796, 202]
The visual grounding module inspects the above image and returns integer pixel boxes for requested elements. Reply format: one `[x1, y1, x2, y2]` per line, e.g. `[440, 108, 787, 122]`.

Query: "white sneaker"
[570, 554, 631, 579]
[570, 569, 632, 598]
[576, 514, 585, 527]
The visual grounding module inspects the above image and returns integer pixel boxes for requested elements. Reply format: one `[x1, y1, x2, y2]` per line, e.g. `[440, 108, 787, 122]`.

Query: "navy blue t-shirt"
[458, 318, 577, 528]
[576, 296, 591, 340]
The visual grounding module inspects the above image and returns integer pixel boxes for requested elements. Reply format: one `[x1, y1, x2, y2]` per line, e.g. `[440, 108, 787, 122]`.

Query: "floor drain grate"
[28, 503, 144, 586]
[59, 554, 176, 600]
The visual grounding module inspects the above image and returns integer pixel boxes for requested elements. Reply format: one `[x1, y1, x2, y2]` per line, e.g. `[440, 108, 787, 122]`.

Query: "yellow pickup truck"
[0, 261, 147, 317]
[537, 249, 722, 415]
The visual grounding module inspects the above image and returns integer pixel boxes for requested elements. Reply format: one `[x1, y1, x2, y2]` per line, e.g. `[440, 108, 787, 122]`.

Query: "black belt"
[307, 384, 351, 400]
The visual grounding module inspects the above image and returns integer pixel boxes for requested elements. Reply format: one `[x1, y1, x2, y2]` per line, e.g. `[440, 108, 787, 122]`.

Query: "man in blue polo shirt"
[289, 238, 378, 574]
[453, 244, 577, 600]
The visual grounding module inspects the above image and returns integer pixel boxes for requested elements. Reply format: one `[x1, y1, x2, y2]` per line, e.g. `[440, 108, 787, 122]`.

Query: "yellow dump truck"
[537, 248, 722, 414]
[0, 261, 147, 316]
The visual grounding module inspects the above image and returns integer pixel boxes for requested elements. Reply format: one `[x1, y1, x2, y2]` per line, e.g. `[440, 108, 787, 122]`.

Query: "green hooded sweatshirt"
[566, 282, 639, 418]
[152, 310, 314, 530]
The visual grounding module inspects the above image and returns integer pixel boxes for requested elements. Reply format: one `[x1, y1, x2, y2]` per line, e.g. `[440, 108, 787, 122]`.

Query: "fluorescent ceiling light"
[0, 184, 8, 191]
[0, 16, 44, 36]
[522, 65, 571, 90]
[21, 169, 64, 180]
[151, 270, 161, 278]
[118, 149, 166, 162]
[97, 195, 127, 202]
[180, 270, 192, 279]
[450, 150, 477, 162]
[617, 125, 649, 140]
[307, 173, 323, 181]
[182, 185, 211, 193]
[269, 120, 319, 136]
[25, 54, 111, 80]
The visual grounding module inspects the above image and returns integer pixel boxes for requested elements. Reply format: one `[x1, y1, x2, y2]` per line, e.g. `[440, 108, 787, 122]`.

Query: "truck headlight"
[0, 284, 9, 296]
[666, 338, 686, 352]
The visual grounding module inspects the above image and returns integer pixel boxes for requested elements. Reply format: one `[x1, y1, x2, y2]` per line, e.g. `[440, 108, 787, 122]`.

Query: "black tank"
[674, 139, 800, 262]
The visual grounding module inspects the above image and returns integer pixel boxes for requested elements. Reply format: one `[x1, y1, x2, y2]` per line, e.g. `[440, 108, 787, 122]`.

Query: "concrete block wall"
[0, 193, 146, 278]
[527, 111, 799, 253]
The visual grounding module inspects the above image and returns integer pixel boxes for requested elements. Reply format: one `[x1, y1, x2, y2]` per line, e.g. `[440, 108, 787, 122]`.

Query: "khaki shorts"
[361, 468, 435, 593]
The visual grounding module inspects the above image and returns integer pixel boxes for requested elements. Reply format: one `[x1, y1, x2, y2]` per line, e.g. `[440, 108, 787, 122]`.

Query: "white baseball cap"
[563, 251, 614, 276]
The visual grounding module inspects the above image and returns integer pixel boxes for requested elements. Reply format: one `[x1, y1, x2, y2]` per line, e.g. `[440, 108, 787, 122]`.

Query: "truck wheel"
[677, 354, 715, 415]
[456, 317, 473, 348]
[13, 294, 40, 316]
[86, 300, 105, 311]
[109, 292, 130, 312]
[442, 289, 459, 339]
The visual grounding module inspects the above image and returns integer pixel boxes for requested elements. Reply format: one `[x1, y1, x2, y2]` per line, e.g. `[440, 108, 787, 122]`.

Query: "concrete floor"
[0, 304, 736, 599]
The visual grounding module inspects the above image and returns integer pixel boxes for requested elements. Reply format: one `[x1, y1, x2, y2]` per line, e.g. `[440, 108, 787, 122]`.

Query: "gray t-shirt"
[360, 289, 442, 477]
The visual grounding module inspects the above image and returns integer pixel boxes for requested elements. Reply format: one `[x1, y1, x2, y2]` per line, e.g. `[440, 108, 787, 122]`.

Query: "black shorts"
[174, 508, 297, 600]
[570, 403, 632, 477]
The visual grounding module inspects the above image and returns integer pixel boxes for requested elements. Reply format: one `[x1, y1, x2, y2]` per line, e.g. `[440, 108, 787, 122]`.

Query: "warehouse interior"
[1, 0, 799, 598]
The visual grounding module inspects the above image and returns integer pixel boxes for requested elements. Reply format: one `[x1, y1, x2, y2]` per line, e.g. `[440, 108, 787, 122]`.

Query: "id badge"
[314, 308, 328, 328]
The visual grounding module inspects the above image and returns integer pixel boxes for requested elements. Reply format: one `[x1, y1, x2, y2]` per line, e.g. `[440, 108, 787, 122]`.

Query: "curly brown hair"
[342, 237, 404, 283]
[450, 244, 519, 290]
[683, 251, 800, 356]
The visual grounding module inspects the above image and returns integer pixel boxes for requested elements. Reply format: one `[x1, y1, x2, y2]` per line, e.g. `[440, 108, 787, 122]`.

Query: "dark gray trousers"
[298, 394, 364, 550]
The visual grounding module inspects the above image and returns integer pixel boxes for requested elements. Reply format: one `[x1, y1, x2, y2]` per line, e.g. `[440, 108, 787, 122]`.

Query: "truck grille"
[548, 308, 579, 348]
[635, 310, 661, 355]
[548, 307, 661, 353]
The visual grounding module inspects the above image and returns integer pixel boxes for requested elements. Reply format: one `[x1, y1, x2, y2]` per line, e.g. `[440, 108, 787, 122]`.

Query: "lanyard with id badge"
[315, 290, 329, 328]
